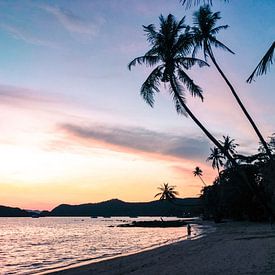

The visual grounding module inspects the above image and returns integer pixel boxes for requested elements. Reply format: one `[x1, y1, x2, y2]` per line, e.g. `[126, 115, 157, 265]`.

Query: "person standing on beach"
[187, 224, 191, 236]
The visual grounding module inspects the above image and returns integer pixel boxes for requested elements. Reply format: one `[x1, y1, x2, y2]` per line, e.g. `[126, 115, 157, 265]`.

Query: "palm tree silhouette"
[128, 14, 274, 218]
[247, 41, 275, 83]
[193, 166, 206, 186]
[207, 147, 224, 173]
[192, 5, 273, 160]
[180, 0, 228, 9]
[154, 183, 179, 200]
[219, 135, 239, 168]
[180, 1, 274, 84]
[220, 135, 239, 155]
[128, 14, 236, 165]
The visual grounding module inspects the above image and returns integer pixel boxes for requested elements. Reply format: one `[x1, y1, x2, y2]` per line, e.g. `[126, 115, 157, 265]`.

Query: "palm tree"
[128, 14, 236, 165]
[247, 41, 275, 83]
[154, 183, 179, 200]
[220, 135, 239, 155]
[193, 166, 206, 186]
[180, 0, 228, 9]
[192, 5, 273, 160]
[128, 13, 274, 218]
[207, 147, 224, 173]
[218, 135, 238, 168]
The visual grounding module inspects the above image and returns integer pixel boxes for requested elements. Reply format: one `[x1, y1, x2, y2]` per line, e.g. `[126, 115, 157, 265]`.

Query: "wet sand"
[47, 222, 275, 275]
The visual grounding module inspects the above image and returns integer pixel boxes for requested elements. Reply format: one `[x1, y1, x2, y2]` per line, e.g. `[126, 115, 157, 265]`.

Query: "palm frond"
[176, 56, 209, 69]
[154, 192, 162, 198]
[140, 66, 163, 107]
[143, 24, 158, 45]
[247, 41, 275, 83]
[175, 16, 187, 33]
[177, 68, 204, 101]
[173, 94, 187, 115]
[209, 37, 235, 54]
[128, 55, 160, 70]
[180, 0, 228, 9]
[210, 25, 229, 35]
[175, 32, 194, 56]
[169, 76, 187, 115]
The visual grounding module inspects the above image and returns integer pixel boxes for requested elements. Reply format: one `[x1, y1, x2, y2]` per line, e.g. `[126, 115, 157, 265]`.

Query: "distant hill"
[50, 198, 202, 217]
[0, 205, 30, 217]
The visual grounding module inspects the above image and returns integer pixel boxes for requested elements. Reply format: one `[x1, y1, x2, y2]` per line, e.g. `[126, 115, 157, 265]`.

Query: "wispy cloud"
[0, 84, 47, 102]
[0, 84, 62, 110]
[58, 123, 211, 161]
[40, 4, 104, 36]
[0, 23, 57, 48]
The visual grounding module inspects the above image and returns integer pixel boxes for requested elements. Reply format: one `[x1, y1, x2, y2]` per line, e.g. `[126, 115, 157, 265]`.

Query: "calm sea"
[0, 217, 210, 274]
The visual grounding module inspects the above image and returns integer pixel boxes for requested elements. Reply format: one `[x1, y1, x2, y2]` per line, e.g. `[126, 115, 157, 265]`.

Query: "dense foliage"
[201, 136, 275, 222]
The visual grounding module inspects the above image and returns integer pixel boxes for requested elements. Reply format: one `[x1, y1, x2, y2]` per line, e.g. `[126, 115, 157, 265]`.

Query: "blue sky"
[0, 0, 274, 209]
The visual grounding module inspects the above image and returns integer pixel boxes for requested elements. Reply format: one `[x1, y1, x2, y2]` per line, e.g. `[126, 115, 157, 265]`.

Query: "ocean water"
[0, 217, 208, 274]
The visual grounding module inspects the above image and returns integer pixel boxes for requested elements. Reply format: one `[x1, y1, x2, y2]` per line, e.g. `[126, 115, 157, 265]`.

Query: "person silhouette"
[187, 224, 191, 236]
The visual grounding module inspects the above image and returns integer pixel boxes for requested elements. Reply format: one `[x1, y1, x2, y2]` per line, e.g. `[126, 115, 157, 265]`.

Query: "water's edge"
[37, 222, 215, 275]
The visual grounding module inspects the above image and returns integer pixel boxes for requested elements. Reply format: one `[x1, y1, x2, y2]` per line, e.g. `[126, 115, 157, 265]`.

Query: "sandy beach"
[46, 222, 275, 275]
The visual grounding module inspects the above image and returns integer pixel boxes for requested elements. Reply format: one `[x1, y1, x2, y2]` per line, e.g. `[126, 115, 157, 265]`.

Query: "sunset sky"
[0, 0, 274, 210]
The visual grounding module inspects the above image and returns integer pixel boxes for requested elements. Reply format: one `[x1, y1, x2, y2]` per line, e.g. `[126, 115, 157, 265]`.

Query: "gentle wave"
[0, 217, 208, 274]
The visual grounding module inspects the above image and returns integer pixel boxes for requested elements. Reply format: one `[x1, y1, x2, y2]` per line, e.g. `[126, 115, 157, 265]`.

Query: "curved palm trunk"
[206, 47, 273, 160]
[199, 175, 206, 186]
[169, 75, 235, 163]
[169, 75, 275, 218]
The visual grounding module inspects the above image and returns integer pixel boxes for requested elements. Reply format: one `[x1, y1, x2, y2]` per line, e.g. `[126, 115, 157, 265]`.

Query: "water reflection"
[0, 217, 207, 274]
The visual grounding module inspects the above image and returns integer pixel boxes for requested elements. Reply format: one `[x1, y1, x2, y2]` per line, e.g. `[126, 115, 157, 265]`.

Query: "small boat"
[31, 214, 40, 218]
[90, 216, 98, 218]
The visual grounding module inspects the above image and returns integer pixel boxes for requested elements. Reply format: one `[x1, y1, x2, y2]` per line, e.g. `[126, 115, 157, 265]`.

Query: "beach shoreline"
[38, 220, 208, 275]
[43, 221, 275, 275]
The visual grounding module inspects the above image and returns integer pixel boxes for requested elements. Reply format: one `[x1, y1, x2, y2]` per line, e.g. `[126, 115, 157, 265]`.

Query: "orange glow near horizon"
[0, 0, 274, 214]
[0, 123, 216, 210]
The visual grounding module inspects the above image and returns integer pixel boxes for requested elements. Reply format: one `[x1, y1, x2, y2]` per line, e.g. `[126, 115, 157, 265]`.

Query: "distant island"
[0, 198, 202, 217]
[0, 205, 30, 217]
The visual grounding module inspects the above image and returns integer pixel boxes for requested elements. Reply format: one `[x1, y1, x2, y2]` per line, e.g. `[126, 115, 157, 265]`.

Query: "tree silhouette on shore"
[128, 13, 274, 219]
[207, 147, 224, 174]
[193, 166, 206, 186]
[154, 183, 179, 200]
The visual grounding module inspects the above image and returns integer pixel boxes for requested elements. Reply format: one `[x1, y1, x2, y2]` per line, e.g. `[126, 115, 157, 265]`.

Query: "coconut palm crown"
[192, 5, 234, 60]
[220, 135, 239, 156]
[128, 14, 238, 163]
[193, 166, 206, 186]
[154, 183, 179, 200]
[128, 14, 207, 115]
[207, 147, 224, 173]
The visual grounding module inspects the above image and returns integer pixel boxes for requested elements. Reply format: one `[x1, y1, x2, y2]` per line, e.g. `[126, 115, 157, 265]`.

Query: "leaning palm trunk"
[199, 175, 206, 186]
[206, 46, 273, 160]
[169, 74, 235, 163]
[169, 74, 275, 218]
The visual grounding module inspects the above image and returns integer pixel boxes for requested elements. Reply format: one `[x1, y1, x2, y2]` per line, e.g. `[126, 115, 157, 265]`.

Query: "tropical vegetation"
[154, 183, 179, 200]
[129, 2, 275, 222]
